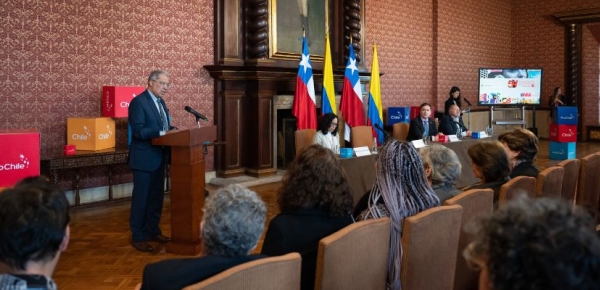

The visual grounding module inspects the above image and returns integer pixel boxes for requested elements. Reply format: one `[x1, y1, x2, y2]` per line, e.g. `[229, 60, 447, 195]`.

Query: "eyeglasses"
[153, 80, 173, 89]
[330, 123, 338, 127]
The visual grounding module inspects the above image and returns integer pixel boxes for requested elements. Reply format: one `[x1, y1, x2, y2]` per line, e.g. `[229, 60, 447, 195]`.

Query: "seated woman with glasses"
[463, 197, 600, 290]
[313, 112, 340, 154]
[353, 140, 440, 290]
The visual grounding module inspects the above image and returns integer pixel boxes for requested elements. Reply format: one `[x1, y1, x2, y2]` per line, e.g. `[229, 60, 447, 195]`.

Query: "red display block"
[410, 105, 436, 120]
[437, 135, 449, 143]
[0, 129, 40, 187]
[549, 124, 577, 143]
[67, 117, 116, 151]
[64, 144, 76, 155]
[102, 86, 145, 118]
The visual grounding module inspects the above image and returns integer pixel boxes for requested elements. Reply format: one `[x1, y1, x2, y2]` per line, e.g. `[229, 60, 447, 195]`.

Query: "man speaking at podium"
[128, 70, 174, 252]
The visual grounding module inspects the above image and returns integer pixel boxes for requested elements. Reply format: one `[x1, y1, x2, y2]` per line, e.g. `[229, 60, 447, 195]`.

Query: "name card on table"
[353, 146, 372, 157]
[448, 135, 460, 142]
[472, 131, 489, 139]
[411, 139, 427, 149]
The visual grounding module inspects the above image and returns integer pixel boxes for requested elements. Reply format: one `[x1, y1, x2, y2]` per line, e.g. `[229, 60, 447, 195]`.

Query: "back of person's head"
[317, 113, 338, 136]
[0, 176, 70, 272]
[498, 128, 539, 162]
[468, 141, 510, 183]
[419, 144, 461, 187]
[366, 140, 440, 289]
[464, 197, 600, 290]
[278, 145, 353, 216]
[202, 184, 266, 257]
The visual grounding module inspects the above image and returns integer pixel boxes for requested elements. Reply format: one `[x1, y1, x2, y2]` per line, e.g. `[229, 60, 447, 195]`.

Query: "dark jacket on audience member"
[431, 183, 462, 203]
[438, 115, 468, 136]
[407, 117, 438, 141]
[140, 254, 266, 290]
[510, 162, 539, 179]
[261, 208, 353, 290]
[464, 179, 510, 205]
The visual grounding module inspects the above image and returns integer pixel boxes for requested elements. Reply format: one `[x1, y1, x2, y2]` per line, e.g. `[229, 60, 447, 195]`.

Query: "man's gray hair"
[202, 184, 266, 257]
[420, 144, 461, 186]
[147, 70, 169, 82]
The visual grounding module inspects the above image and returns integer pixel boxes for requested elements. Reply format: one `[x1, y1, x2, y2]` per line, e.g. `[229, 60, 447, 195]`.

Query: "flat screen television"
[478, 68, 542, 106]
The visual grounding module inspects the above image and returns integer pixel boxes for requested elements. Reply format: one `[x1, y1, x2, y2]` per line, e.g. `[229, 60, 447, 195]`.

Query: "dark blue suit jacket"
[141, 254, 266, 290]
[438, 115, 468, 135]
[407, 117, 438, 141]
[128, 90, 170, 171]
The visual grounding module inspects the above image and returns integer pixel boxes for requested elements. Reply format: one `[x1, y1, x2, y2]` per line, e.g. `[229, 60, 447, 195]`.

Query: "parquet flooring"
[52, 140, 600, 289]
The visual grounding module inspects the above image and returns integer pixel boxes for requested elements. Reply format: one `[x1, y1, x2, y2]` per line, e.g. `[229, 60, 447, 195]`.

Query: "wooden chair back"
[444, 189, 494, 290]
[576, 153, 600, 221]
[295, 129, 316, 155]
[557, 159, 580, 205]
[315, 217, 391, 290]
[401, 205, 463, 290]
[498, 176, 536, 206]
[350, 126, 375, 148]
[535, 166, 564, 199]
[392, 123, 410, 141]
[183, 253, 301, 290]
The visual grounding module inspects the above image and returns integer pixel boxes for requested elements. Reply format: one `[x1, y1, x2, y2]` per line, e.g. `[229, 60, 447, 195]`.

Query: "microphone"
[184, 106, 209, 121]
[374, 123, 391, 138]
[463, 98, 472, 106]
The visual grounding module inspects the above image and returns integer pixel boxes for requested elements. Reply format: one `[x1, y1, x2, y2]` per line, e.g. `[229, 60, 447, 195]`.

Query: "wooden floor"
[52, 140, 600, 289]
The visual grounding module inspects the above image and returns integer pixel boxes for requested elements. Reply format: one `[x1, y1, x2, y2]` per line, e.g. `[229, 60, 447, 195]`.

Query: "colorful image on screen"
[478, 68, 542, 106]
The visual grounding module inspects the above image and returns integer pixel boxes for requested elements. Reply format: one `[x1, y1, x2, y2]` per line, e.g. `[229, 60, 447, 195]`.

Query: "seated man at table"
[139, 184, 267, 290]
[407, 102, 441, 141]
[0, 176, 70, 290]
[439, 104, 471, 137]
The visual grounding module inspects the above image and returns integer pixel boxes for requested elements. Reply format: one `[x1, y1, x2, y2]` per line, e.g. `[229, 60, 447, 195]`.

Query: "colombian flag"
[367, 44, 383, 145]
[321, 34, 336, 115]
[292, 36, 317, 130]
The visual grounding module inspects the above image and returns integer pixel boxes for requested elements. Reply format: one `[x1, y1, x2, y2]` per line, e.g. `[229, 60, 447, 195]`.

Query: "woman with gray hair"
[419, 144, 462, 202]
[139, 184, 267, 290]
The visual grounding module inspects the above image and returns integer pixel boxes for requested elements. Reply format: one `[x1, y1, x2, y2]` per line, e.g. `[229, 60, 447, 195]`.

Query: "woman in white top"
[313, 113, 340, 154]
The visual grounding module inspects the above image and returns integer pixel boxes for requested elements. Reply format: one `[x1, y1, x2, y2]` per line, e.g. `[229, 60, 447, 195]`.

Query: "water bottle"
[372, 137, 378, 154]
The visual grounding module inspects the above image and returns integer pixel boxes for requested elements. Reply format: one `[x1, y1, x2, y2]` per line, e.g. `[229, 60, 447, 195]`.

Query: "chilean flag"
[340, 43, 365, 142]
[292, 36, 317, 130]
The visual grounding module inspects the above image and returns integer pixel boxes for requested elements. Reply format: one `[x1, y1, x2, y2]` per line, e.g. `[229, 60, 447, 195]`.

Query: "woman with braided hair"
[353, 140, 440, 290]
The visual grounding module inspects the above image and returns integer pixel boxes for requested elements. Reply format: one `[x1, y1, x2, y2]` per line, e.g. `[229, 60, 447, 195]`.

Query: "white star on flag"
[346, 58, 358, 75]
[299, 53, 311, 73]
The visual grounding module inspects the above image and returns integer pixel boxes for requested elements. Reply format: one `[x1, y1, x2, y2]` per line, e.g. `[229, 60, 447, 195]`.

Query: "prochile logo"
[561, 129, 575, 137]
[0, 154, 30, 171]
[560, 114, 576, 120]
[105, 91, 114, 112]
[72, 125, 92, 140]
[99, 124, 113, 140]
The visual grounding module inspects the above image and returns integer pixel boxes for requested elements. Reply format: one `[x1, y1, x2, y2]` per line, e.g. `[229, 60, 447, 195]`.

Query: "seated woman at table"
[407, 103, 441, 141]
[261, 145, 354, 290]
[464, 141, 511, 204]
[498, 128, 539, 178]
[419, 144, 462, 203]
[354, 140, 440, 290]
[313, 112, 340, 154]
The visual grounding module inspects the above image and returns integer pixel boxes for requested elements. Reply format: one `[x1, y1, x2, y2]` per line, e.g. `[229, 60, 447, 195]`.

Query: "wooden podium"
[152, 126, 217, 255]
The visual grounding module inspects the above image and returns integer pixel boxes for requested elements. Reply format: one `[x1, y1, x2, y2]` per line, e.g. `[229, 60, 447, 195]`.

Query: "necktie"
[157, 99, 168, 131]
[423, 120, 429, 137]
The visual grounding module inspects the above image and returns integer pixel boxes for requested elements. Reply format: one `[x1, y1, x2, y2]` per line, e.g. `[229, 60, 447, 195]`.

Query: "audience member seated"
[261, 145, 354, 290]
[407, 102, 441, 141]
[419, 144, 462, 202]
[498, 128, 539, 178]
[354, 140, 440, 290]
[438, 104, 471, 137]
[313, 112, 340, 154]
[139, 184, 267, 290]
[463, 197, 600, 290]
[464, 141, 511, 203]
[0, 176, 70, 290]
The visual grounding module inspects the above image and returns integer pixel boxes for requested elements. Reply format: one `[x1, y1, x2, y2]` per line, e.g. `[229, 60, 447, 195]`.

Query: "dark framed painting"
[270, 0, 327, 60]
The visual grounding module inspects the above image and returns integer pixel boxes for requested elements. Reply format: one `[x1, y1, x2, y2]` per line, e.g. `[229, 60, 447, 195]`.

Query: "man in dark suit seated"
[0, 177, 70, 290]
[138, 184, 267, 290]
[438, 104, 472, 137]
[407, 102, 440, 141]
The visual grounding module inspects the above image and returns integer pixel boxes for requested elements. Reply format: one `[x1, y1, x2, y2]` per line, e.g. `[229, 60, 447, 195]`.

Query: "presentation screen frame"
[478, 68, 543, 106]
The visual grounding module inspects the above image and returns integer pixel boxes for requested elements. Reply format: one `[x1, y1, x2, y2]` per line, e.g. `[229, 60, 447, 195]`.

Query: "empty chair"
[535, 166, 564, 199]
[401, 205, 463, 290]
[557, 158, 580, 205]
[351, 126, 375, 148]
[295, 129, 316, 155]
[576, 153, 600, 221]
[498, 176, 536, 207]
[183, 252, 301, 290]
[392, 123, 410, 141]
[315, 217, 391, 290]
[443, 189, 494, 290]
